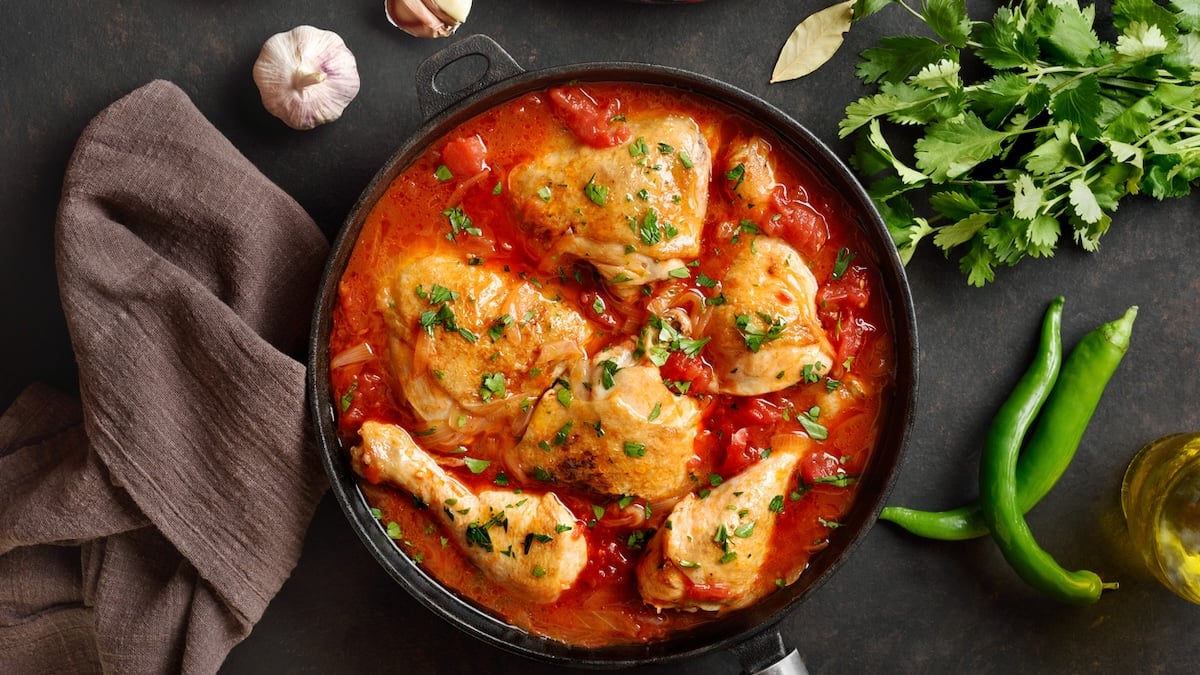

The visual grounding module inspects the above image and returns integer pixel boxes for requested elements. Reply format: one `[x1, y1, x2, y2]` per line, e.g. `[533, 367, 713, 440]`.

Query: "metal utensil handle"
[415, 34, 525, 120]
[732, 629, 810, 675]
[749, 649, 808, 675]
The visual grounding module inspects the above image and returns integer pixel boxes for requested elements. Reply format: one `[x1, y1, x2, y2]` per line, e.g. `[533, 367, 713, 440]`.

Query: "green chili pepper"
[879, 297, 1064, 539]
[979, 306, 1136, 604]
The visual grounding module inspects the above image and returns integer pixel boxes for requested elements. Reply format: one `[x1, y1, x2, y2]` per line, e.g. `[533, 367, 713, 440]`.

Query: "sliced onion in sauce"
[331, 341, 375, 368]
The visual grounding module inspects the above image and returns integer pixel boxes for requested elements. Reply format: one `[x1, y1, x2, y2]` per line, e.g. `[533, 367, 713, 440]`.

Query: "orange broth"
[329, 83, 895, 646]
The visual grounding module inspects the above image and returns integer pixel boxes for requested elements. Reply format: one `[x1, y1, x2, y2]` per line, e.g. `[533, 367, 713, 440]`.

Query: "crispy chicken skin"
[379, 252, 592, 443]
[351, 421, 588, 603]
[508, 113, 712, 289]
[512, 341, 702, 502]
[636, 435, 810, 612]
[702, 236, 836, 396]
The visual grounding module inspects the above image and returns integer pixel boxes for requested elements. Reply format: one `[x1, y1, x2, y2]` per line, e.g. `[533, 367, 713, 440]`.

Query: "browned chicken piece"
[722, 135, 778, 215]
[351, 421, 588, 603]
[701, 236, 835, 396]
[512, 341, 702, 502]
[379, 252, 593, 447]
[636, 434, 811, 612]
[508, 114, 712, 289]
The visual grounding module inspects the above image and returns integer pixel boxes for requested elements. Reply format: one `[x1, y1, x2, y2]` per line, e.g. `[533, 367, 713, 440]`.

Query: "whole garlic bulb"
[386, 0, 472, 38]
[253, 26, 361, 130]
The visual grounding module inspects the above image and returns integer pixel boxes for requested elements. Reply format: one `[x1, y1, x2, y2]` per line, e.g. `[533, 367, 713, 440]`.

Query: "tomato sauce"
[328, 83, 895, 646]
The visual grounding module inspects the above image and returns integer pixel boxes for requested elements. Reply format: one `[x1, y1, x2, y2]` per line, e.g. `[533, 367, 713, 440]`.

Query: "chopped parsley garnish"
[487, 314, 513, 341]
[584, 174, 609, 206]
[533, 466, 554, 482]
[629, 136, 649, 157]
[523, 532, 553, 555]
[531, 566, 547, 578]
[479, 372, 506, 402]
[798, 405, 829, 441]
[464, 512, 507, 553]
[726, 163, 746, 191]
[734, 521, 757, 538]
[734, 313, 788, 353]
[667, 266, 690, 279]
[678, 559, 701, 568]
[624, 441, 647, 458]
[434, 164, 453, 181]
[555, 523, 573, 533]
[639, 209, 662, 246]
[339, 381, 358, 412]
[556, 386, 573, 408]
[536, 185, 552, 201]
[553, 422, 573, 446]
[591, 295, 606, 315]
[802, 362, 826, 384]
[696, 272, 717, 288]
[678, 150, 694, 169]
[647, 402, 662, 422]
[493, 472, 510, 487]
[464, 457, 491, 474]
[442, 206, 481, 240]
[769, 495, 785, 514]
[599, 359, 621, 389]
[832, 247, 856, 280]
[417, 283, 457, 305]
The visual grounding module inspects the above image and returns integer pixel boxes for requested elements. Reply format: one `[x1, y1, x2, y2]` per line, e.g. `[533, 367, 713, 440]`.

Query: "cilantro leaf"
[855, 35, 955, 84]
[1049, 74, 1103, 139]
[922, 0, 971, 48]
[913, 112, 1009, 181]
[1172, 0, 1200, 32]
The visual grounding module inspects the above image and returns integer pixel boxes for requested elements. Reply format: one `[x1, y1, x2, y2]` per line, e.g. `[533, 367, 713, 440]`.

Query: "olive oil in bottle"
[1122, 432, 1200, 604]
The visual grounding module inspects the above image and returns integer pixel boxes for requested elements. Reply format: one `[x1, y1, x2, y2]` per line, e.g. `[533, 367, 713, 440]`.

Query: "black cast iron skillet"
[309, 34, 918, 674]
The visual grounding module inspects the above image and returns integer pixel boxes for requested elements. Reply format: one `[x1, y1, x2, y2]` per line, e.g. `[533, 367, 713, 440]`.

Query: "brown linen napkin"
[0, 80, 330, 674]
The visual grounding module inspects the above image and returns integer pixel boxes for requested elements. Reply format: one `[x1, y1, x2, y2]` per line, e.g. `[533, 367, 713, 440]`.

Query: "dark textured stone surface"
[4, 1, 1199, 672]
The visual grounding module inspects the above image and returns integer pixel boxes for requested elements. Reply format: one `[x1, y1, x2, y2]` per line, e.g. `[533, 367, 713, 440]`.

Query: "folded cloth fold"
[0, 80, 330, 674]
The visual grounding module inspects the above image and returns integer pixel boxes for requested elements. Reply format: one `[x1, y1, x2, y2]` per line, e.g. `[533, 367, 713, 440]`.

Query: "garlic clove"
[253, 25, 361, 131]
[385, 0, 472, 39]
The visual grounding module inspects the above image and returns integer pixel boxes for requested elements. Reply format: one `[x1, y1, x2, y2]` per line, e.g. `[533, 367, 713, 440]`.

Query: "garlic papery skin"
[386, 0, 472, 38]
[253, 25, 361, 131]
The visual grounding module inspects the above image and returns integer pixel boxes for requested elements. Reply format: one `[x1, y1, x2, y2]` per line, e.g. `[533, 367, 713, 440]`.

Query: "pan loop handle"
[415, 34, 525, 120]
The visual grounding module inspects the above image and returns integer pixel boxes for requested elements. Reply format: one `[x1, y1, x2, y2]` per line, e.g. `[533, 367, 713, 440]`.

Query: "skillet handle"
[415, 34, 525, 120]
[731, 629, 810, 675]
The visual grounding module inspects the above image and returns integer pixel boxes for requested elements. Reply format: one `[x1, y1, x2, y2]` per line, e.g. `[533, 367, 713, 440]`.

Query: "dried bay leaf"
[770, 0, 855, 83]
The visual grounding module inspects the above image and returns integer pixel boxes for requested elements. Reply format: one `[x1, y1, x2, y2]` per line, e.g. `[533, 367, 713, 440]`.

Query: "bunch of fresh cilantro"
[842, 0, 1200, 285]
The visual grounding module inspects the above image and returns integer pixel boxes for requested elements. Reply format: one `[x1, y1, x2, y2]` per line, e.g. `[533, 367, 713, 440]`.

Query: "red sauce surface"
[329, 83, 895, 646]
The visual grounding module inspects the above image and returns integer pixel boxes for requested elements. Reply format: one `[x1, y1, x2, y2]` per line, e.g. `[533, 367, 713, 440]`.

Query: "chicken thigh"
[636, 435, 810, 612]
[379, 252, 593, 446]
[508, 113, 712, 289]
[512, 341, 702, 502]
[351, 421, 588, 603]
[702, 236, 835, 396]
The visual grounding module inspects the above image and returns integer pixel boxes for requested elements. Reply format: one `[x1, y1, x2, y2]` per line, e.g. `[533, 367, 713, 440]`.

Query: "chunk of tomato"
[800, 451, 845, 484]
[769, 189, 828, 257]
[441, 134, 489, 177]
[817, 266, 872, 370]
[548, 86, 632, 149]
[659, 350, 714, 396]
